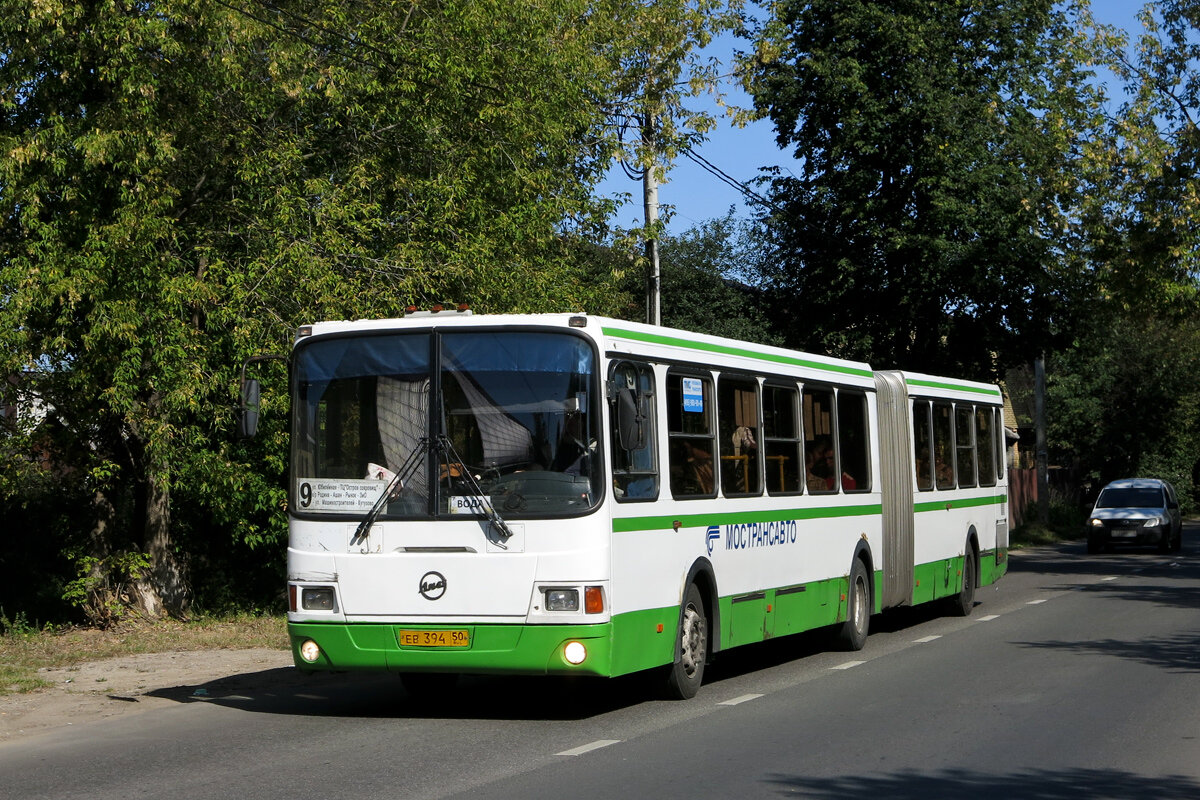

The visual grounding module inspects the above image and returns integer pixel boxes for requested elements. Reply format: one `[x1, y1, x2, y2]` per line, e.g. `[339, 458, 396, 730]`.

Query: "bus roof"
[296, 314, 998, 399]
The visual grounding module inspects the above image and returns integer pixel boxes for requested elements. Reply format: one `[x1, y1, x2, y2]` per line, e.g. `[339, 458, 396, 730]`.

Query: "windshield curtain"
[292, 329, 600, 519]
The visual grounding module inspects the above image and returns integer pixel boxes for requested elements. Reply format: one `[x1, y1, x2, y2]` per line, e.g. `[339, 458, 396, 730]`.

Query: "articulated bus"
[264, 311, 1008, 698]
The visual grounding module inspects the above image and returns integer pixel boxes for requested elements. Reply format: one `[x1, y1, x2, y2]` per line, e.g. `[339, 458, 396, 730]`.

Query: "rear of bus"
[285, 314, 617, 679]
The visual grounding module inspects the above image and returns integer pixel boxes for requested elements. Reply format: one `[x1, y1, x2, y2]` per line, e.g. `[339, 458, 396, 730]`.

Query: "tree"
[741, 0, 1107, 378]
[1045, 1, 1200, 508]
[1087, 1, 1200, 314]
[0, 0, 664, 621]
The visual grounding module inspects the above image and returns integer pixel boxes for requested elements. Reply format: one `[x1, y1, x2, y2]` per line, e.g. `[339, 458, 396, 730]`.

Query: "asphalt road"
[3, 528, 1198, 800]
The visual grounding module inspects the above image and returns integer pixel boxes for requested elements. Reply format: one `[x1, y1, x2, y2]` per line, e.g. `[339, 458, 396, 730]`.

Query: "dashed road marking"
[831, 660, 866, 670]
[1026, 599, 1048, 605]
[556, 740, 621, 757]
[913, 635, 942, 643]
[719, 693, 764, 706]
[977, 614, 1000, 621]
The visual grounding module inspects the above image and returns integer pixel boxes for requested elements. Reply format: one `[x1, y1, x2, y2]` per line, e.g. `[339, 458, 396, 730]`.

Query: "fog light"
[545, 588, 579, 611]
[299, 639, 321, 663]
[564, 641, 587, 665]
[302, 586, 337, 611]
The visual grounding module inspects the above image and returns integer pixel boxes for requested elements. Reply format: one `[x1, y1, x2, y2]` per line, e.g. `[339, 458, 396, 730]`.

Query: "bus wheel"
[837, 559, 870, 651]
[665, 584, 707, 700]
[949, 546, 976, 617]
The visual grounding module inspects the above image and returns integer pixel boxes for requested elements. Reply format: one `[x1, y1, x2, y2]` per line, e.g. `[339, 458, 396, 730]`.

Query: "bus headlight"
[545, 588, 579, 611]
[564, 641, 587, 665]
[299, 639, 322, 663]
[302, 586, 338, 611]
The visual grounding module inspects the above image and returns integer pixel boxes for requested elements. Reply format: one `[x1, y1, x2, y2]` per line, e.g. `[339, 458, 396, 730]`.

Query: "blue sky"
[599, 1, 1148, 233]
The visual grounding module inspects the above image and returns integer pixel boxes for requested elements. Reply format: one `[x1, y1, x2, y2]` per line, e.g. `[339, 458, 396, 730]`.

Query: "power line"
[682, 146, 781, 212]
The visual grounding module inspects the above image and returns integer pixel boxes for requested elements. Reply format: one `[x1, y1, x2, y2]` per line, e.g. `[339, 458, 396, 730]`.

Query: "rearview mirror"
[237, 378, 261, 440]
[616, 388, 645, 451]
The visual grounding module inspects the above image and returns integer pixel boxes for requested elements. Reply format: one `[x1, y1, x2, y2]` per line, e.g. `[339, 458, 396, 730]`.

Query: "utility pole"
[643, 111, 661, 326]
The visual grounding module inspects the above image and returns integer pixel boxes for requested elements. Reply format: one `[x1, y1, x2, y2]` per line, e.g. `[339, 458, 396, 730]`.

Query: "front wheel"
[665, 583, 707, 700]
[836, 559, 870, 651]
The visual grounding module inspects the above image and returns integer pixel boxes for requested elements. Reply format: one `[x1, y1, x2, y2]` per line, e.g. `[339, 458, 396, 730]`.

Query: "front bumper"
[289, 621, 615, 677]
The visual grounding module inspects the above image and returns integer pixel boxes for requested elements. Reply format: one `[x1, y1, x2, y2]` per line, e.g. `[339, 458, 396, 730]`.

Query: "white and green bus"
[267, 311, 1008, 698]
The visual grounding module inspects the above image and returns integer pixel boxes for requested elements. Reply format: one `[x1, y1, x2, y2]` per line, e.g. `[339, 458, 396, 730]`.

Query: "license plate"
[1112, 530, 1136, 538]
[398, 629, 471, 648]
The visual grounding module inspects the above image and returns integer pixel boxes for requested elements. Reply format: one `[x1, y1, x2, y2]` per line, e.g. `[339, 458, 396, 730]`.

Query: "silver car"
[1086, 478, 1182, 554]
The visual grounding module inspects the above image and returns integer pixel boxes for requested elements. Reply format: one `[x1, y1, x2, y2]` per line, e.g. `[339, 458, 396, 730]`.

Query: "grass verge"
[0, 615, 288, 696]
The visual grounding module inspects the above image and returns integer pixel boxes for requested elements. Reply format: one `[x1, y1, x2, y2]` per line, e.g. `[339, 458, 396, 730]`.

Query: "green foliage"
[1047, 313, 1200, 512]
[741, 0, 1108, 376]
[607, 214, 783, 344]
[0, 0, 674, 622]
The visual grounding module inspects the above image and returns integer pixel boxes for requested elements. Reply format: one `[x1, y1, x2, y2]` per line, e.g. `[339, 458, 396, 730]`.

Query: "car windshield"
[291, 329, 601, 518]
[1096, 487, 1164, 509]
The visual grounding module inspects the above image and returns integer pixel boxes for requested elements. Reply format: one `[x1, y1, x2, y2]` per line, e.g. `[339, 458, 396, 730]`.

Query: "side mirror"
[237, 378, 261, 440]
[616, 388, 645, 451]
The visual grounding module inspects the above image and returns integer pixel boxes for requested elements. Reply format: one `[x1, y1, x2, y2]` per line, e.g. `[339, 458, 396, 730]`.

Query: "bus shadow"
[145, 667, 658, 721]
[761, 766, 1200, 799]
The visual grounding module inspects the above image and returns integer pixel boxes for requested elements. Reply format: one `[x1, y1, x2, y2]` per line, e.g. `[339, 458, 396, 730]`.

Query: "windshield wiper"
[436, 433, 514, 546]
[352, 437, 430, 545]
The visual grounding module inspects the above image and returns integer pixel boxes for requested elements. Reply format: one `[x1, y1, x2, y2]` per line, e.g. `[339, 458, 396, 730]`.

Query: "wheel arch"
[852, 538, 876, 612]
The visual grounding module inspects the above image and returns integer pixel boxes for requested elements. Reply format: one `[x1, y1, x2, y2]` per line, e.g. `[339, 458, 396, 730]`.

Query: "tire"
[665, 583, 707, 700]
[836, 558, 870, 651]
[949, 546, 976, 617]
[1086, 535, 1101, 555]
[1172, 524, 1183, 553]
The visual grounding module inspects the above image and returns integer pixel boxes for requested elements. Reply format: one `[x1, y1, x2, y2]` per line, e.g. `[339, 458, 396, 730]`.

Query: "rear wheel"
[665, 583, 707, 700]
[949, 546, 976, 617]
[836, 559, 870, 651]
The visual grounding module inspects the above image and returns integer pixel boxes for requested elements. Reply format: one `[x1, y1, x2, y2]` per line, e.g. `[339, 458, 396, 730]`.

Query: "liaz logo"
[706, 525, 720, 556]
[419, 571, 447, 600]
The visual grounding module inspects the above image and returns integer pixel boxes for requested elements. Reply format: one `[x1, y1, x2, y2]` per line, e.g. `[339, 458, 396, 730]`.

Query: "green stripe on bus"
[905, 377, 1001, 398]
[913, 494, 1008, 513]
[601, 326, 874, 379]
[612, 502, 883, 533]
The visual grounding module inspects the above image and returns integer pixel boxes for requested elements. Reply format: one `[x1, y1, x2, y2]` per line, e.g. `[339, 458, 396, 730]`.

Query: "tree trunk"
[132, 472, 190, 619]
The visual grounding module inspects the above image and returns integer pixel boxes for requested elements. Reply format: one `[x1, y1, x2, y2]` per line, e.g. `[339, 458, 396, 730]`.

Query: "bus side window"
[667, 372, 716, 498]
[718, 375, 761, 497]
[933, 401, 955, 489]
[955, 405, 977, 488]
[609, 362, 659, 501]
[976, 405, 996, 487]
[803, 385, 837, 494]
[913, 400, 934, 491]
[837, 390, 869, 492]
[763, 383, 802, 494]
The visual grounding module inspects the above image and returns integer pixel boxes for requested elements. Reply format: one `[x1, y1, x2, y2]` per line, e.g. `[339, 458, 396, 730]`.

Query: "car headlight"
[1090, 518, 1104, 527]
[1143, 518, 1164, 528]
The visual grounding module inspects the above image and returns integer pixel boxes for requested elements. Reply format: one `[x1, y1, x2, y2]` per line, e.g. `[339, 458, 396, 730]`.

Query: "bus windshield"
[292, 329, 601, 519]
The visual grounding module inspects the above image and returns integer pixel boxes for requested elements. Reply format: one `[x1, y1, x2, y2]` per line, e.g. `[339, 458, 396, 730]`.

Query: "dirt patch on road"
[0, 648, 296, 741]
